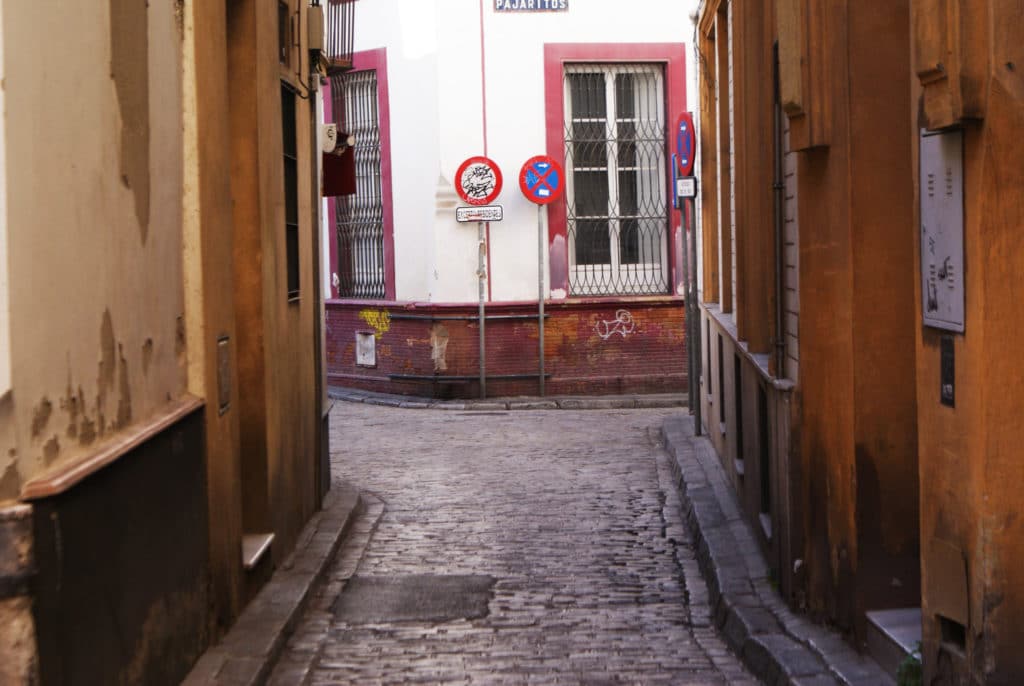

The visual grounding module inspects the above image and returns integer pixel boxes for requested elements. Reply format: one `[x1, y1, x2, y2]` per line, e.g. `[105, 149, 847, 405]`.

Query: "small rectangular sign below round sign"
[457, 205, 503, 223]
[676, 177, 697, 199]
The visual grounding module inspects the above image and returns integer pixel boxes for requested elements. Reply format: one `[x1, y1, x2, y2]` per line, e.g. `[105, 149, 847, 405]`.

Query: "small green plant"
[896, 641, 922, 686]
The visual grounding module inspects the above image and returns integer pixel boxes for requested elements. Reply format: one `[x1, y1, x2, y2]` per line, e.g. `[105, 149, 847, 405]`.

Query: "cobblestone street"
[271, 402, 758, 684]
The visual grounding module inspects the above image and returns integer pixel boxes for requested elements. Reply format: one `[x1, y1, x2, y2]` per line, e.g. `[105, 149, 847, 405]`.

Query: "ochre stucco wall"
[0, 0, 186, 499]
[914, 3, 1024, 681]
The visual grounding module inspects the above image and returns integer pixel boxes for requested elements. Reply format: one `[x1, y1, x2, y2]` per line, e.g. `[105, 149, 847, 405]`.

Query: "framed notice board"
[919, 128, 965, 332]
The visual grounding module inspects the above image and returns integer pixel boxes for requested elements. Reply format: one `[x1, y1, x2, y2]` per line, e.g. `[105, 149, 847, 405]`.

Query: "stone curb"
[182, 482, 363, 686]
[661, 416, 894, 686]
[329, 386, 687, 411]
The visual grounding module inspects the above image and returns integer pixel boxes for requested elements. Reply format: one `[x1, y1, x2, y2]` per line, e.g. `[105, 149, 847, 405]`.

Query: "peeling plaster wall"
[1, 2, 186, 495]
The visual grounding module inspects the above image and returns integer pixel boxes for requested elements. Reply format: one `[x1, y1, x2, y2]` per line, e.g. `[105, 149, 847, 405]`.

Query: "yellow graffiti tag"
[359, 309, 391, 339]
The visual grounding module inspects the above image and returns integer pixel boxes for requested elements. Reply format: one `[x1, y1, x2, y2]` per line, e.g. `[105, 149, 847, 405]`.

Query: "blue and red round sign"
[518, 155, 564, 205]
[675, 113, 695, 178]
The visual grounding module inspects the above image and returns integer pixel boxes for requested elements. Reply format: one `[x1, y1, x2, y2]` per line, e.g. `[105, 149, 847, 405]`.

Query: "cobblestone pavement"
[271, 402, 759, 685]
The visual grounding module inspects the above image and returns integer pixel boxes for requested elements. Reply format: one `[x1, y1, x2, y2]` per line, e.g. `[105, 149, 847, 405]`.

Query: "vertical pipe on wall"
[772, 42, 787, 377]
[680, 207, 693, 411]
[689, 200, 702, 436]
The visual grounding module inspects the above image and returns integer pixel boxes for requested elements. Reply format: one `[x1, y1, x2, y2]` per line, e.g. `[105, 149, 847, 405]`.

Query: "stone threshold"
[182, 482, 363, 686]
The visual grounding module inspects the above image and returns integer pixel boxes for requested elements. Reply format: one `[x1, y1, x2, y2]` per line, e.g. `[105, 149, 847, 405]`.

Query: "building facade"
[322, 0, 699, 398]
[911, 2, 1024, 683]
[697, 0, 1024, 682]
[0, 1, 332, 683]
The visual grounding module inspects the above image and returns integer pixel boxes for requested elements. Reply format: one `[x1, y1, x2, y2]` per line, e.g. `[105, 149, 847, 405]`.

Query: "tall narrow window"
[563, 64, 668, 296]
[705, 319, 712, 397]
[332, 69, 385, 299]
[758, 384, 771, 516]
[718, 334, 725, 425]
[734, 354, 744, 469]
[281, 83, 299, 300]
[278, 2, 290, 66]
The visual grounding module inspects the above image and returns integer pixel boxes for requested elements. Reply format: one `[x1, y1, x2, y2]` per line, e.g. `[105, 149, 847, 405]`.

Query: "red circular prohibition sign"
[455, 156, 503, 206]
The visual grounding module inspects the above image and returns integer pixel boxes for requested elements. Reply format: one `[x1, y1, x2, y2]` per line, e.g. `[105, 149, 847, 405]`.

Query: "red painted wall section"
[543, 43, 688, 298]
[326, 299, 687, 398]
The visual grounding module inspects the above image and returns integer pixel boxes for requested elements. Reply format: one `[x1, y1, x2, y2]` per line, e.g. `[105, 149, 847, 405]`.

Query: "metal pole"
[478, 221, 487, 398]
[688, 198, 702, 436]
[537, 205, 546, 396]
[680, 210, 694, 414]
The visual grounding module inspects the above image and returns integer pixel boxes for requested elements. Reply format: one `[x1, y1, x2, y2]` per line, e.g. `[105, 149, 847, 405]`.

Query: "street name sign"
[494, 0, 568, 11]
[456, 205, 503, 223]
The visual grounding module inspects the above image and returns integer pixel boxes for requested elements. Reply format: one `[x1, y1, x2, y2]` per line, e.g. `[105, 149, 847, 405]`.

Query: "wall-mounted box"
[920, 128, 964, 333]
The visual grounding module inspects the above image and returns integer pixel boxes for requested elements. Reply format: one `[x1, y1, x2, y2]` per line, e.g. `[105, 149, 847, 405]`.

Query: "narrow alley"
[270, 401, 757, 684]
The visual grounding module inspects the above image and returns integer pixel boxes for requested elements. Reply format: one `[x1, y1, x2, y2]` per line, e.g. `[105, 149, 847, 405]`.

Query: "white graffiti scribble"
[460, 163, 497, 200]
[595, 310, 636, 340]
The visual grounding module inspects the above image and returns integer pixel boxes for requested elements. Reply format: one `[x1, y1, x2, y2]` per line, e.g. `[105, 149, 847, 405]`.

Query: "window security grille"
[282, 84, 300, 300]
[332, 69, 385, 299]
[563, 64, 669, 296]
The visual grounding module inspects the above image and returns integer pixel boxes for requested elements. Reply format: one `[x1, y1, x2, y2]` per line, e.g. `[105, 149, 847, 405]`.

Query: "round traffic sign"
[455, 156, 503, 206]
[675, 113, 695, 177]
[518, 155, 564, 205]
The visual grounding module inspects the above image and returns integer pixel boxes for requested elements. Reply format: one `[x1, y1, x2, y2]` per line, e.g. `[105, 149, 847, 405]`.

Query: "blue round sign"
[519, 156, 564, 205]
[675, 113, 695, 177]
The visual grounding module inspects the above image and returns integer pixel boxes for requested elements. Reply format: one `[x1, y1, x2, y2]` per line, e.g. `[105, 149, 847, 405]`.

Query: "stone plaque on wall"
[920, 129, 965, 332]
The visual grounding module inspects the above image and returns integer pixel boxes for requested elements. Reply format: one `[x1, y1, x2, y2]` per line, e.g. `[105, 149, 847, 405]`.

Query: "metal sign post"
[679, 204, 693, 414]
[455, 156, 503, 399]
[537, 205, 545, 396]
[519, 155, 565, 397]
[674, 112, 701, 435]
[478, 220, 487, 398]
[687, 198, 702, 436]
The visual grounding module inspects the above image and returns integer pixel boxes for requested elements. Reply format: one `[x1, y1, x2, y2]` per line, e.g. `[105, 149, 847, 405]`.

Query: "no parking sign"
[519, 156, 564, 205]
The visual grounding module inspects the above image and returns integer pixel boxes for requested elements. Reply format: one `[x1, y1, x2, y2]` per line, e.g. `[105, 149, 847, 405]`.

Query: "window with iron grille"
[282, 83, 300, 300]
[332, 69, 385, 299]
[563, 64, 669, 296]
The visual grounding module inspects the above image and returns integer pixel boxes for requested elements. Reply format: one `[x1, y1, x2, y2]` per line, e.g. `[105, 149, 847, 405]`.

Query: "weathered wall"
[846, 0, 919, 636]
[326, 299, 686, 398]
[184, 0, 245, 632]
[699, 306, 800, 602]
[795, 0, 919, 637]
[1, 0, 187, 498]
[228, 0, 321, 575]
[913, 2, 1024, 682]
[698, 0, 920, 643]
[32, 408, 208, 686]
[0, 505, 35, 684]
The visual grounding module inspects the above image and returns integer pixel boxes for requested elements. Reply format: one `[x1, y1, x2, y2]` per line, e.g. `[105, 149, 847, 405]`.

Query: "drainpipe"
[772, 42, 787, 377]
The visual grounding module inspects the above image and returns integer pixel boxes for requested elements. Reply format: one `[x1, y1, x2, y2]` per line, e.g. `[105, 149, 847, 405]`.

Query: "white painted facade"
[334, 0, 698, 303]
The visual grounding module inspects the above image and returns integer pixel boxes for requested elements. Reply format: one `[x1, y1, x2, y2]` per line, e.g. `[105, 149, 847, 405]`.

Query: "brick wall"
[326, 298, 687, 398]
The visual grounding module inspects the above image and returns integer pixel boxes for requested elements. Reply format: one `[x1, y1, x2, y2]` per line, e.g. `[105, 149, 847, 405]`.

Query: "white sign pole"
[478, 221, 487, 398]
[537, 205, 546, 396]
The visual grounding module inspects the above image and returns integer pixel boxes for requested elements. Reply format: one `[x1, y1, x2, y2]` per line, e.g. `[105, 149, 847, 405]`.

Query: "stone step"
[865, 607, 922, 680]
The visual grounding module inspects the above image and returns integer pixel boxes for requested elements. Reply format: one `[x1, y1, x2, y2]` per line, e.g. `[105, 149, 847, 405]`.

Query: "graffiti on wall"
[359, 309, 391, 340]
[595, 310, 636, 340]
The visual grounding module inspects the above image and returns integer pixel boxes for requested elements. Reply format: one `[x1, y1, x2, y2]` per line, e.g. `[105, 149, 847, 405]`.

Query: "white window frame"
[563, 63, 669, 296]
